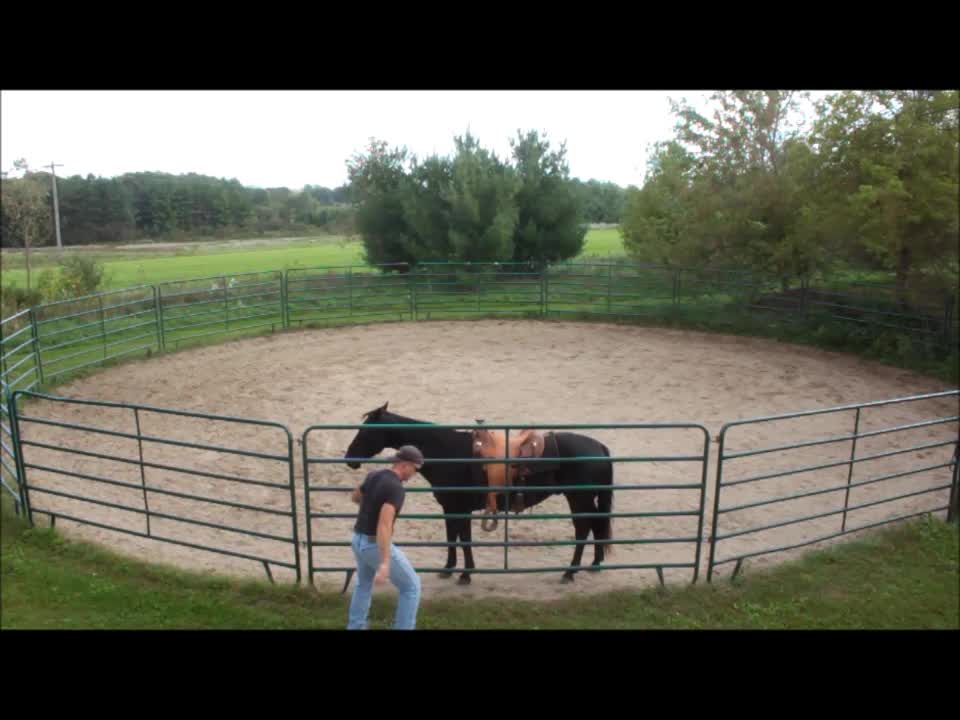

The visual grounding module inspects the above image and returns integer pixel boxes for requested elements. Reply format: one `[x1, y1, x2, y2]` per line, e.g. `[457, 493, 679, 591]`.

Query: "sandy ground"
[16, 320, 958, 602]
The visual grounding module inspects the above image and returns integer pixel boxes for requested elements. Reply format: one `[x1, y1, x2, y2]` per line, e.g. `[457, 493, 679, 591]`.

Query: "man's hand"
[350, 485, 362, 504]
[374, 562, 390, 585]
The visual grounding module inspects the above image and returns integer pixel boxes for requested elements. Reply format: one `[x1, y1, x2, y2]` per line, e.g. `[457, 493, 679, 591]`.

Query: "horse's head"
[345, 402, 391, 469]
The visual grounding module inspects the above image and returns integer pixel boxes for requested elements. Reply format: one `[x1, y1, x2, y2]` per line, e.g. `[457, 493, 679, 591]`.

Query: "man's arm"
[351, 475, 369, 505]
[374, 503, 397, 584]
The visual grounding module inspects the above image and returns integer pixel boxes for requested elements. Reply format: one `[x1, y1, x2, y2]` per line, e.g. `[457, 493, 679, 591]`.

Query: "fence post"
[503, 427, 510, 570]
[223, 277, 230, 331]
[157, 285, 168, 352]
[301, 430, 315, 586]
[29, 308, 43, 387]
[0, 323, 6, 381]
[133, 407, 152, 537]
[152, 286, 164, 353]
[543, 264, 550, 316]
[606, 264, 612, 314]
[692, 428, 710, 584]
[98, 295, 107, 360]
[841, 407, 862, 533]
[706, 428, 727, 583]
[948, 442, 959, 524]
[5, 390, 22, 518]
[539, 262, 546, 316]
[285, 430, 302, 584]
[9, 392, 32, 527]
[673, 269, 680, 305]
[281, 272, 289, 330]
[348, 269, 354, 318]
[409, 265, 417, 321]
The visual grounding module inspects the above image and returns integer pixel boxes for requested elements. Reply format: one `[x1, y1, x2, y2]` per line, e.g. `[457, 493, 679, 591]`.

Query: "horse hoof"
[561, 574, 575, 584]
[457, 574, 472, 586]
[438, 571, 454, 580]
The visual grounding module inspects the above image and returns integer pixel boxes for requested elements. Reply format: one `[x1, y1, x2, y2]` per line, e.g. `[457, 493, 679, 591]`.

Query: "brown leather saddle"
[471, 422, 551, 531]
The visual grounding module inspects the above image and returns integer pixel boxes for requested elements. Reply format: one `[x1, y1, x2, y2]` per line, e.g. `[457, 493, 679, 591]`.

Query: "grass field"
[1, 235, 366, 290]
[1, 498, 955, 629]
[0, 229, 627, 291]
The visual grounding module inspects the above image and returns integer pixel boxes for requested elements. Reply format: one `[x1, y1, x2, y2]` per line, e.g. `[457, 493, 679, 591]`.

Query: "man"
[347, 444, 424, 630]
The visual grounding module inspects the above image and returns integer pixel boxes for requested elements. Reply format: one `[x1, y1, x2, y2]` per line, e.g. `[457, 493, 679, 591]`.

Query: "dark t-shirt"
[354, 469, 405, 536]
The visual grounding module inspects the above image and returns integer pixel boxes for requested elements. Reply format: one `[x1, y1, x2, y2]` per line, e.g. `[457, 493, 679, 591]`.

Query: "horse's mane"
[364, 409, 477, 441]
[372, 409, 434, 426]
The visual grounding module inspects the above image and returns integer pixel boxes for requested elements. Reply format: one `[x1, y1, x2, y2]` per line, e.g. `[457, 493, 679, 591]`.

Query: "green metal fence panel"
[31, 286, 159, 386]
[1, 394, 23, 515]
[1, 309, 39, 396]
[157, 271, 284, 350]
[301, 421, 710, 589]
[285, 264, 413, 327]
[546, 263, 681, 319]
[707, 390, 960, 582]
[0, 309, 38, 516]
[11, 391, 301, 583]
[412, 262, 544, 320]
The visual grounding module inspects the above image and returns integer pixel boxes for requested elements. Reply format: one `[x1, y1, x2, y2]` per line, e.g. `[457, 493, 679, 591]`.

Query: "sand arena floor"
[16, 320, 958, 602]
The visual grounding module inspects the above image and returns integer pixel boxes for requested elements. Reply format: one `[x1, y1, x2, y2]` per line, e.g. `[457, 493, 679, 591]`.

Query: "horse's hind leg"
[439, 518, 458, 579]
[562, 495, 592, 583]
[590, 502, 606, 569]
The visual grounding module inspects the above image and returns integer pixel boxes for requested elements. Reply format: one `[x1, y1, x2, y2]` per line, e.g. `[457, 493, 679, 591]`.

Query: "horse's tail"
[596, 442, 614, 558]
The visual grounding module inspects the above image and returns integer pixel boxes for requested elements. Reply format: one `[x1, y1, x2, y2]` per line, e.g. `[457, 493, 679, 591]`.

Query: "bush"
[22, 256, 109, 305]
[0, 283, 44, 318]
[56, 256, 107, 298]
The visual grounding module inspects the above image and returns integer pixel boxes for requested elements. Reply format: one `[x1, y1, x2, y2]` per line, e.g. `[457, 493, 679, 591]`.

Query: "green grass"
[578, 228, 625, 259]
[0, 236, 364, 290]
[1, 497, 956, 629]
[0, 229, 626, 292]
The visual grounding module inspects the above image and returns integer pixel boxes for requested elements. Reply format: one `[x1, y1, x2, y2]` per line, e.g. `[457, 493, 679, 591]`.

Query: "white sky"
[1, 90, 829, 190]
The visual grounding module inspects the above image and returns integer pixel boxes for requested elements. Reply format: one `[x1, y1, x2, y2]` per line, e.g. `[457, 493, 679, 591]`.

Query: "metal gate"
[301, 420, 710, 589]
[708, 390, 959, 581]
[11, 391, 301, 583]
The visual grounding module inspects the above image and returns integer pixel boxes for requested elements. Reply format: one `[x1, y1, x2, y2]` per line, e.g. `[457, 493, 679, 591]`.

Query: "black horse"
[344, 403, 615, 584]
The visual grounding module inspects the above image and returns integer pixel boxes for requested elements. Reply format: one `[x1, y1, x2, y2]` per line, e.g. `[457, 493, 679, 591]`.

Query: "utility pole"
[41, 161, 64, 248]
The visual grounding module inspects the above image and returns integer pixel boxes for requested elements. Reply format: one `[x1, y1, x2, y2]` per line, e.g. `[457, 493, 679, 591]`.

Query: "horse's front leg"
[481, 490, 499, 532]
[439, 516, 458, 579]
[458, 518, 475, 585]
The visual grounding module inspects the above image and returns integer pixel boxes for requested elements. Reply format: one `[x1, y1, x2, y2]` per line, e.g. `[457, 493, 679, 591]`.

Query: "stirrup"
[481, 510, 498, 533]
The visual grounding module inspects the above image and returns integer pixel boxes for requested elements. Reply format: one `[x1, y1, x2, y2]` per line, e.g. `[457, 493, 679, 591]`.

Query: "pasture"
[0, 228, 627, 291]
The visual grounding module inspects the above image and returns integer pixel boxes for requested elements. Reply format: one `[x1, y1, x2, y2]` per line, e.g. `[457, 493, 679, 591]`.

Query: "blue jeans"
[347, 532, 421, 630]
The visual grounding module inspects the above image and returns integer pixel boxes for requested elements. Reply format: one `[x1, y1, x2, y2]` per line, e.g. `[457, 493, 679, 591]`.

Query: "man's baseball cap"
[390, 445, 424, 469]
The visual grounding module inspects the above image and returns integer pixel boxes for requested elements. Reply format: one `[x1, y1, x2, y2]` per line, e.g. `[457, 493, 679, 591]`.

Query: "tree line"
[0, 157, 626, 255]
[620, 90, 959, 300]
[0, 169, 355, 248]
